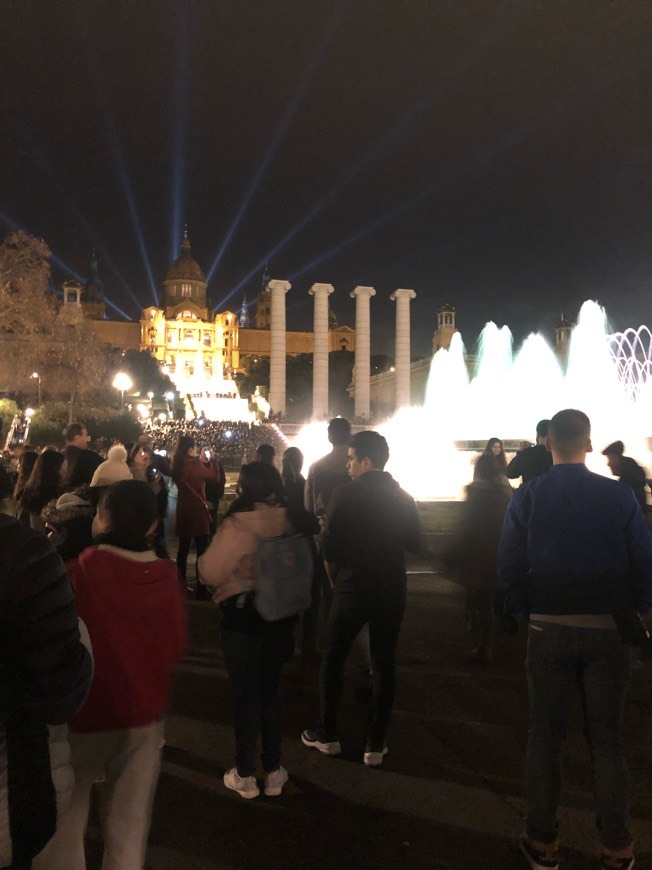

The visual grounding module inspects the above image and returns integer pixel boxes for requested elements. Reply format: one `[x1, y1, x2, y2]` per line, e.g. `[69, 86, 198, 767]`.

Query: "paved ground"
[84, 558, 652, 870]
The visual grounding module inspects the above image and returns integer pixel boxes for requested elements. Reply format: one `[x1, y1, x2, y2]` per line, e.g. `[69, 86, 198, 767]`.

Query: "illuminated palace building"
[64, 232, 355, 419]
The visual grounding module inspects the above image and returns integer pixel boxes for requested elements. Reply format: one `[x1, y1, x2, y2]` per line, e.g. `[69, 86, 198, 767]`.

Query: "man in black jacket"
[0, 467, 92, 870]
[301, 431, 420, 766]
[506, 419, 553, 484]
[602, 440, 647, 509]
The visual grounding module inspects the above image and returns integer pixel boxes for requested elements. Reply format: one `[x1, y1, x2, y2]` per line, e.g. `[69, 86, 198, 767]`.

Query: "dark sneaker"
[363, 746, 388, 767]
[519, 835, 559, 870]
[301, 727, 341, 756]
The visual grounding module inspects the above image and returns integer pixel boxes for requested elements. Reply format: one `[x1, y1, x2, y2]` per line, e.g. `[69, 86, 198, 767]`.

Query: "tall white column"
[350, 285, 376, 420]
[309, 282, 334, 419]
[268, 279, 291, 414]
[390, 289, 416, 410]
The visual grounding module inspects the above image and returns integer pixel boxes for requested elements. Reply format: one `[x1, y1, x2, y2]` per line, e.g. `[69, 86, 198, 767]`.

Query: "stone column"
[350, 285, 376, 420]
[309, 282, 334, 419]
[390, 288, 416, 410]
[268, 279, 291, 414]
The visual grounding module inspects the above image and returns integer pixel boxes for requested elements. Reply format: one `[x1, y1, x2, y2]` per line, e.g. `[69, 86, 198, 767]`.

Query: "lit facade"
[77, 232, 356, 391]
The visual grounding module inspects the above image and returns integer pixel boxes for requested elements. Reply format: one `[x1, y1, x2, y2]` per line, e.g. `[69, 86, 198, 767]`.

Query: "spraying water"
[295, 300, 652, 500]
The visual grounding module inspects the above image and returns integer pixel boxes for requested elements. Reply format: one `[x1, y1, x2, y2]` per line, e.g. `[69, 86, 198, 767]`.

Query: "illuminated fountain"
[295, 301, 652, 500]
[170, 349, 255, 422]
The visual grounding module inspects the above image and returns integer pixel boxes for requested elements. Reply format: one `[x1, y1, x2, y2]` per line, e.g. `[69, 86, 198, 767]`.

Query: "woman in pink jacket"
[199, 462, 317, 800]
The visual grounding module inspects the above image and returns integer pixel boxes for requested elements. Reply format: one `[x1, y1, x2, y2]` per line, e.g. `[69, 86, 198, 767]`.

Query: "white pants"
[34, 721, 165, 870]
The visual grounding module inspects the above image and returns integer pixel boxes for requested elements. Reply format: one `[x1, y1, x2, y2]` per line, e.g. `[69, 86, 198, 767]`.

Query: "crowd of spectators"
[143, 418, 288, 470]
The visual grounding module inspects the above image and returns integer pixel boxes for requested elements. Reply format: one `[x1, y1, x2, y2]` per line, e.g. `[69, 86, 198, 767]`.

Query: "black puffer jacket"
[0, 515, 92, 866]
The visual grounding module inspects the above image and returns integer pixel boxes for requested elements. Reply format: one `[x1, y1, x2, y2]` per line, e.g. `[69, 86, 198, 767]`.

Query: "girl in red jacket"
[36, 480, 187, 870]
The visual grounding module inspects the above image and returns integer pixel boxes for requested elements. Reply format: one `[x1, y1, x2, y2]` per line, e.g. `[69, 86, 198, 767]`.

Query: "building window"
[203, 332, 211, 347]
[167, 330, 175, 344]
[181, 284, 191, 297]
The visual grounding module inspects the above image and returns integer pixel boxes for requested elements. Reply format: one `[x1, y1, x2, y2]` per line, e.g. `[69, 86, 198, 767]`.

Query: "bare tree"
[0, 230, 113, 418]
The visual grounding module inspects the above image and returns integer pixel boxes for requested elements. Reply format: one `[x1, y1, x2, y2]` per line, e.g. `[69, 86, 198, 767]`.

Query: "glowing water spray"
[295, 300, 652, 500]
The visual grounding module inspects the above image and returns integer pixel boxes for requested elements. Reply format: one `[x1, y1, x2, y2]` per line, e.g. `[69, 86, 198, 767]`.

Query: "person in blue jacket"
[498, 409, 652, 870]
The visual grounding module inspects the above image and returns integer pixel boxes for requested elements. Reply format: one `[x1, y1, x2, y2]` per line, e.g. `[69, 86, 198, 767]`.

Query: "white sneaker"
[363, 746, 388, 766]
[223, 768, 259, 799]
[263, 766, 289, 796]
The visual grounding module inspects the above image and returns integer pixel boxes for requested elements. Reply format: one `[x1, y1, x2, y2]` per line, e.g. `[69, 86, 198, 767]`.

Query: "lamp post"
[31, 372, 42, 405]
[112, 372, 133, 408]
[165, 391, 175, 417]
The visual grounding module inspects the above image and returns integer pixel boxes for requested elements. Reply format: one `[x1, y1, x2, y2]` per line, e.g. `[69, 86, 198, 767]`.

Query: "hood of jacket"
[73, 546, 180, 618]
[41, 490, 95, 527]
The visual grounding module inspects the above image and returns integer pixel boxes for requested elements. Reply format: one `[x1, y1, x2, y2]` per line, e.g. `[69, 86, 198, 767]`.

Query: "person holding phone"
[171, 435, 220, 599]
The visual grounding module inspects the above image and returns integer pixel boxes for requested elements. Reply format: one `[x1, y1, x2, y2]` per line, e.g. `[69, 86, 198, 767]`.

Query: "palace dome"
[165, 231, 205, 284]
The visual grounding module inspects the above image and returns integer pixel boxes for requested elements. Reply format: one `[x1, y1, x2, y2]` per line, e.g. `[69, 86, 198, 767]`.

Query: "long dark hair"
[226, 461, 287, 517]
[483, 437, 507, 471]
[281, 446, 304, 489]
[14, 450, 38, 501]
[23, 449, 65, 511]
[94, 480, 158, 552]
[171, 435, 195, 485]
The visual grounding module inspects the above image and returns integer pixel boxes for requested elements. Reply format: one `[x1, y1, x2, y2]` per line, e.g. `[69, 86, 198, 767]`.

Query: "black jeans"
[221, 625, 294, 778]
[176, 534, 209, 582]
[320, 578, 405, 750]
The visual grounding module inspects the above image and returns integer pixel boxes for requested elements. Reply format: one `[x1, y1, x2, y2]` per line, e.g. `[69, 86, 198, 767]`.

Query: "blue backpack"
[252, 532, 313, 621]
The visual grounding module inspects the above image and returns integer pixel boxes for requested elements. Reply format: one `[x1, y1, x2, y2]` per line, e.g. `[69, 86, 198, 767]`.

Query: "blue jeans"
[221, 626, 294, 778]
[525, 621, 631, 850]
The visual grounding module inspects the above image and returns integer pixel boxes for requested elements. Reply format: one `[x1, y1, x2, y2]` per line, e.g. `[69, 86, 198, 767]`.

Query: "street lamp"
[31, 372, 42, 405]
[112, 372, 133, 408]
[165, 391, 175, 417]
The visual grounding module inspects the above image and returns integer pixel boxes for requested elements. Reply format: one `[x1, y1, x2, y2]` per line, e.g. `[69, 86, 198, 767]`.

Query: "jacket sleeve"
[400, 491, 421, 553]
[198, 460, 220, 482]
[197, 516, 243, 590]
[505, 451, 524, 480]
[321, 485, 348, 563]
[12, 533, 93, 725]
[497, 490, 530, 614]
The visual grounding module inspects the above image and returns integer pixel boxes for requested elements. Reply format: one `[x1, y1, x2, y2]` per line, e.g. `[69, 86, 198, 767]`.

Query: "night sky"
[2, 1, 651, 357]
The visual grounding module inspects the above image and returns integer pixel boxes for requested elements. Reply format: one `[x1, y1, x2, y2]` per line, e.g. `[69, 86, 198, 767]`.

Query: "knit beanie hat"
[90, 445, 133, 488]
[602, 440, 624, 457]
